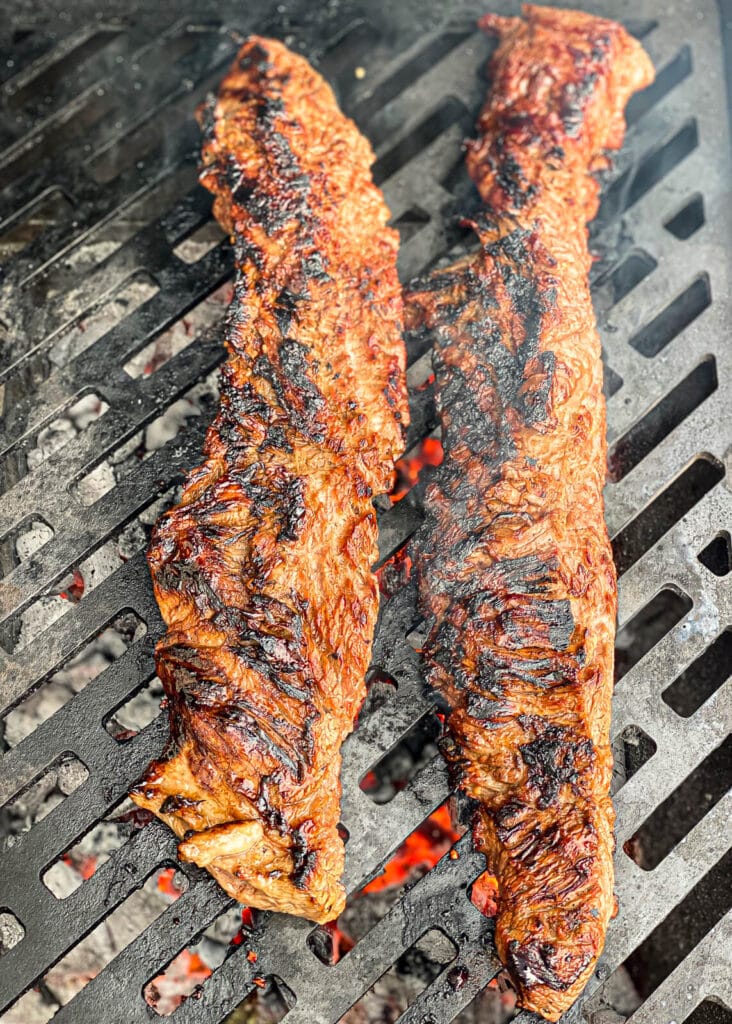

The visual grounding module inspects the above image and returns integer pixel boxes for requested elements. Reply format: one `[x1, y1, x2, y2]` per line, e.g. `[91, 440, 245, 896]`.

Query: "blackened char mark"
[198, 94, 217, 146]
[253, 341, 327, 444]
[218, 365, 296, 456]
[214, 597, 315, 702]
[474, 648, 575, 693]
[410, 219, 576, 723]
[497, 598, 574, 652]
[238, 41, 273, 73]
[560, 71, 599, 136]
[478, 555, 559, 602]
[166, 643, 312, 780]
[488, 134, 537, 208]
[256, 775, 287, 834]
[217, 42, 313, 235]
[507, 938, 593, 992]
[160, 795, 202, 814]
[301, 708, 320, 763]
[273, 286, 306, 336]
[218, 704, 304, 779]
[519, 723, 594, 808]
[293, 849, 318, 889]
[165, 656, 231, 748]
[259, 424, 294, 455]
[292, 825, 317, 889]
[559, 34, 612, 136]
[302, 250, 330, 281]
[492, 799, 527, 842]
[172, 670, 232, 713]
[428, 227, 556, 486]
[224, 277, 252, 335]
[155, 561, 225, 615]
[425, 554, 568, 630]
[227, 643, 314, 704]
[228, 462, 307, 542]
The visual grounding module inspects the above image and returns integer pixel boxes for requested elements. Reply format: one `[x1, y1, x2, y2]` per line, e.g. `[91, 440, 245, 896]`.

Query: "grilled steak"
[131, 37, 408, 923]
[405, 7, 653, 1018]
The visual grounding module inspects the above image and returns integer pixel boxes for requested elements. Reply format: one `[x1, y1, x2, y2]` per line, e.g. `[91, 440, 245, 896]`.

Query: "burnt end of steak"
[507, 938, 593, 992]
[408, 6, 653, 1021]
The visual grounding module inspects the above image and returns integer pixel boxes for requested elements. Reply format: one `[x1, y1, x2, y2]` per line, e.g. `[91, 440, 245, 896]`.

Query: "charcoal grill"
[1, 0, 730, 1021]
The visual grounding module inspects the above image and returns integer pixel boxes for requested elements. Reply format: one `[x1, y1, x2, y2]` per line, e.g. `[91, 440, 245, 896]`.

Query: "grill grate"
[1, 2, 730, 1022]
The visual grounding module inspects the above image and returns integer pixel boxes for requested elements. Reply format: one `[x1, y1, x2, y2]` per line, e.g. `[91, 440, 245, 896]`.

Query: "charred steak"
[131, 36, 408, 924]
[405, 6, 653, 1018]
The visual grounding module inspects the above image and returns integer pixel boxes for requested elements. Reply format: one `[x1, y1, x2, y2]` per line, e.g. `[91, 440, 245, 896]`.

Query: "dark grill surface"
[0, 2, 730, 1022]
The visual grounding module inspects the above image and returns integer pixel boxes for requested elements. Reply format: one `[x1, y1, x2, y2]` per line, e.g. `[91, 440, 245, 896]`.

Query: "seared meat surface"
[405, 7, 653, 1018]
[131, 36, 407, 923]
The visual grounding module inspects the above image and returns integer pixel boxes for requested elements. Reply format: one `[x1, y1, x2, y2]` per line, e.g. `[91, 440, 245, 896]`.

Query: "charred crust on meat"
[252, 345, 327, 443]
[255, 777, 284, 828]
[160, 795, 202, 814]
[519, 723, 594, 808]
[198, 94, 218, 145]
[291, 826, 318, 889]
[237, 41, 273, 72]
[507, 938, 593, 992]
[273, 286, 305, 336]
[219, 703, 305, 779]
[489, 135, 538, 207]
[560, 72, 599, 136]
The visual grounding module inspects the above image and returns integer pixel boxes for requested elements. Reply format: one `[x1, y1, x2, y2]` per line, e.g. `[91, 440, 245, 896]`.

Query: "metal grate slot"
[596, 247, 658, 309]
[2, 610, 147, 747]
[661, 629, 732, 718]
[614, 587, 692, 681]
[608, 357, 718, 481]
[622, 850, 732, 1004]
[687, 1004, 732, 1024]
[612, 455, 724, 575]
[664, 191, 705, 239]
[593, 117, 699, 230]
[629, 273, 711, 357]
[698, 532, 732, 577]
[624, 735, 732, 871]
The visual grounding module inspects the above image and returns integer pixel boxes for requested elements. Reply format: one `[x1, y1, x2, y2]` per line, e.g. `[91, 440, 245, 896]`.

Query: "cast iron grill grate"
[0, 1, 730, 1021]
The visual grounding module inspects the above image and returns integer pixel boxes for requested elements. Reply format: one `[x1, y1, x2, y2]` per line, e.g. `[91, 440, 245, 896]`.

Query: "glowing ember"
[324, 921, 354, 965]
[362, 804, 460, 894]
[59, 569, 85, 602]
[231, 907, 255, 948]
[360, 770, 378, 794]
[376, 546, 412, 598]
[487, 974, 518, 1012]
[390, 436, 443, 503]
[61, 852, 97, 880]
[157, 867, 185, 900]
[471, 872, 499, 918]
[145, 949, 211, 1015]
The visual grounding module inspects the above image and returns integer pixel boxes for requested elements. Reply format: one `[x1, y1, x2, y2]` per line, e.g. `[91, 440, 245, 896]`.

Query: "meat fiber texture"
[405, 6, 653, 1019]
[131, 36, 408, 924]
